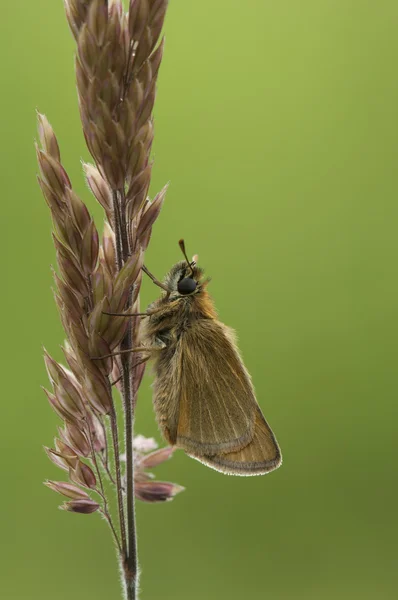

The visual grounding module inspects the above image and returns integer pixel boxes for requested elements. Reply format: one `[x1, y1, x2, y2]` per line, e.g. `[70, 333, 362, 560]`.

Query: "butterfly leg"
[110, 354, 151, 386]
[103, 305, 166, 318]
[91, 340, 166, 361]
[142, 265, 171, 295]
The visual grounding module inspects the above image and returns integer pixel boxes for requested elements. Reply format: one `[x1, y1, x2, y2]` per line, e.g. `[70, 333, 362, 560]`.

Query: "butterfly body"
[141, 258, 282, 476]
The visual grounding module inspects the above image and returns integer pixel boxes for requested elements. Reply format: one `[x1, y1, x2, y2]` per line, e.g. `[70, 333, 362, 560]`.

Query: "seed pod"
[53, 384, 82, 421]
[150, 36, 165, 78]
[91, 262, 113, 306]
[128, 0, 149, 44]
[60, 499, 100, 514]
[70, 461, 96, 489]
[37, 112, 61, 162]
[54, 272, 84, 318]
[57, 250, 88, 297]
[45, 443, 79, 472]
[45, 480, 89, 500]
[113, 249, 144, 310]
[140, 446, 175, 469]
[126, 164, 152, 218]
[43, 386, 80, 426]
[88, 332, 113, 376]
[62, 344, 83, 382]
[84, 369, 113, 415]
[80, 220, 100, 275]
[36, 146, 71, 198]
[136, 183, 167, 241]
[84, 411, 106, 453]
[43, 351, 65, 385]
[37, 176, 63, 216]
[83, 162, 112, 215]
[59, 423, 91, 457]
[86, 0, 108, 47]
[102, 311, 130, 351]
[54, 368, 86, 420]
[135, 481, 185, 503]
[88, 297, 111, 339]
[44, 356, 84, 419]
[101, 222, 117, 274]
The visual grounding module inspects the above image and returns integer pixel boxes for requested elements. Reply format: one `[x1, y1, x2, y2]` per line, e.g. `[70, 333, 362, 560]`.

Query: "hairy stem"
[122, 334, 137, 592]
[87, 415, 122, 554]
[118, 188, 130, 260]
[85, 256, 126, 559]
[112, 188, 138, 598]
[100, 452, 117, 485]
[98, 417, 115, 484]
[99, 508, 122, 555]
[112, 191, 124, 272]
[110, 407, 128, 559]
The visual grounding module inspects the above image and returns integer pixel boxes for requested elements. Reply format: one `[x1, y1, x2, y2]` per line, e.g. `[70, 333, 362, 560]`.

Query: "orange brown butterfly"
[110, 240, 282, 476]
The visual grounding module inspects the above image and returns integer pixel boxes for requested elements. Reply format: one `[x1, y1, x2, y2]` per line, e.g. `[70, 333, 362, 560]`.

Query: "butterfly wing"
[151, 317, 281, 475]
[192, 405, 282, 476]
[175, 319, 257, 455]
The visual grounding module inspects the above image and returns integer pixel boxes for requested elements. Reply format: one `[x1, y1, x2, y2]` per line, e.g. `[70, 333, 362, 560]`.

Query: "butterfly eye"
[177, 277, 197, 295]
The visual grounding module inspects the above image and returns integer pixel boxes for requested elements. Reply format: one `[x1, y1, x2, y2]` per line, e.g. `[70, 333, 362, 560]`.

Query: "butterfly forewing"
[175, 320, 257, 455]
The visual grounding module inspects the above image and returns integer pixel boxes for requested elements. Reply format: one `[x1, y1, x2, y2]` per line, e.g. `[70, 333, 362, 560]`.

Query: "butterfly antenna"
[179, 239, 194, 275]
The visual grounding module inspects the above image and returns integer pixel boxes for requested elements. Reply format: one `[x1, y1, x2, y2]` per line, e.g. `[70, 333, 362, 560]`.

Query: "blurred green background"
[1, 1, 398, 598]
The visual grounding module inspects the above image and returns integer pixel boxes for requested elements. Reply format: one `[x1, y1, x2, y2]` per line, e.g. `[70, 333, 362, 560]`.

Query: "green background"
[1, 1, 398, 598]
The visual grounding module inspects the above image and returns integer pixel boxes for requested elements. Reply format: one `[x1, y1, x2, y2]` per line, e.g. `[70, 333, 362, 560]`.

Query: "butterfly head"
[164, 240, 206, 298]
[165, 259, 204, 297]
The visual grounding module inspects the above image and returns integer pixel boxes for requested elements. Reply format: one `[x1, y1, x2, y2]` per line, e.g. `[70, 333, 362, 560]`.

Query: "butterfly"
[138, 241, 282, 476]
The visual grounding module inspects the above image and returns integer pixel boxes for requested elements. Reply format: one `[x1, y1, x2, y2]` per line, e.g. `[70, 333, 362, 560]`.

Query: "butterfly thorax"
[143, 287, 217, 346]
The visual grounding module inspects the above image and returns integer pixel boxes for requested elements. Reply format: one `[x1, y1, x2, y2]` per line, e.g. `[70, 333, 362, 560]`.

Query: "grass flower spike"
[37, 2, 179, 599]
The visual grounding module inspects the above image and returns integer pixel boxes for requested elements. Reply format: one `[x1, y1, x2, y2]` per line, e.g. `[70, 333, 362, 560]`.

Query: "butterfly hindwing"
[192, 405, 282, 476]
